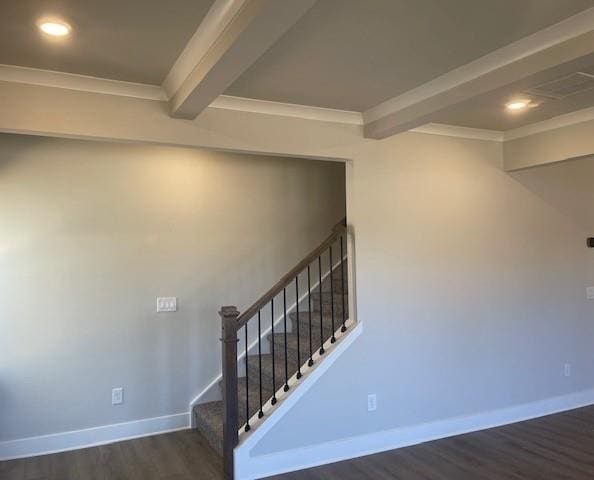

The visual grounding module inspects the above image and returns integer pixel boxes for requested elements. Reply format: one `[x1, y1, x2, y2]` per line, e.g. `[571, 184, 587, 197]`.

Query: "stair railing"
[219, 217, 348, 480]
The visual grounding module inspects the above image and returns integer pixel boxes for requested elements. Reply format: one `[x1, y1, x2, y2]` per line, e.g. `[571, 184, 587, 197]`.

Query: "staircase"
[192, 219, 351, 479]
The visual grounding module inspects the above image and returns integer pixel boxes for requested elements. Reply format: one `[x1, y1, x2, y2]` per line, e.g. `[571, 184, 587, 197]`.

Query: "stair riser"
[269, 333, 337, 369]
[311, 301, 348, 316]
[247, 357, 297, 392]
[309, 293, 348, 314]
[195, 410, 223, 456]
[290, 315, 342, 339]
[320, 283, 347, 294]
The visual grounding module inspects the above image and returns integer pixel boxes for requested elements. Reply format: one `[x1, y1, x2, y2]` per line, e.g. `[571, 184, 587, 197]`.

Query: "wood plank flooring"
[0, 429, 222, 480]
[3, 405, 594, 479]
[266, 405, 594, 480]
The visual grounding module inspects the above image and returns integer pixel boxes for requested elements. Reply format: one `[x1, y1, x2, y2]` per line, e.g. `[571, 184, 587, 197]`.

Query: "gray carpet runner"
[194, 262, 348, 455]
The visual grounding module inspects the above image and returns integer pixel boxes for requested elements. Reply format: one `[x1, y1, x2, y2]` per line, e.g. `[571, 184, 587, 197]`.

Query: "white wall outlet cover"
[587, 287, 594, 300]
[367, 394, 377, 412]
[564, 364, 572, 377]
[112, 387, 124, 405]
[157, 297, 177, 312]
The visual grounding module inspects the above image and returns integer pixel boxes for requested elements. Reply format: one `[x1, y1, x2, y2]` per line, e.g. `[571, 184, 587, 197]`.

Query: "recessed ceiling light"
[38, 20, 71, 37]
[506, 100, 530, 111]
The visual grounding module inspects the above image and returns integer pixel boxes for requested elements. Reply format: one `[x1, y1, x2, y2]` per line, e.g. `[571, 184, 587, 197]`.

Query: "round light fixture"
[506, 100, 529, 111]
[39, 20, 71, 37]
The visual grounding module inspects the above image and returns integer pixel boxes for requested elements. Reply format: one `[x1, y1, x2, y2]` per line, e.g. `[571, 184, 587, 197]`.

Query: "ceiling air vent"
[526, 72, 594, 100]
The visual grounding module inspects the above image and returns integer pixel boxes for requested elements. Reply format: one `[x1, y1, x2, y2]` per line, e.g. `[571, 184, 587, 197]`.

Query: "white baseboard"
[238, 387, 594, 480]
[0, 412, 190, 461]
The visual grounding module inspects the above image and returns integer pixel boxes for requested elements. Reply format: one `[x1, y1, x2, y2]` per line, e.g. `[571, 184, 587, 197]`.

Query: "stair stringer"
[234, 318, 363, 480]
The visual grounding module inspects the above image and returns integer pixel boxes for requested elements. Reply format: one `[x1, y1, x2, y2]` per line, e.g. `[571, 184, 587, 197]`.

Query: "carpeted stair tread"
[309, 292, 348, 315]
[290, 311, 346, 336]
[268, 329, 336, 365]
[237, 376, 274, 425]
[246, 353, 299, 390]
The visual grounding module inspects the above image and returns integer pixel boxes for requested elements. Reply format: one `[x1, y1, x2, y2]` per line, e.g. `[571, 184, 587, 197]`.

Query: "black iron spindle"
[283, 288, 289, 391]
[270, 299, 277, 405]
[295, 275, 302, 379]
[307, 264, 314, 367]
[318, 256, 325, 355]
[330, 246, 336, 343]
[340, 235, 347, 332]
[244, 323, 250, 432]
[257, 310, 263, 418]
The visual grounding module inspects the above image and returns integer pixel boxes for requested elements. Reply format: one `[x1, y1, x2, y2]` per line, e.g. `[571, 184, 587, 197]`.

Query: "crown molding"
[3, 63, 594, 139]
[504, 106, 594, 141]
[364, 7, 594, 124]
[0, 64, 167, 101]
[362, 6, 594, 139]
[210, 95, 364, 125]
[411, 123, 504, 142]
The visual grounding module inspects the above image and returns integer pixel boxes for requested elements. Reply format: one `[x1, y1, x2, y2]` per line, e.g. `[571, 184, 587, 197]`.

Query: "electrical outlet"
[157, 297, 177, 312]
[112, 387, 124, 405]
[367, 394, 377, 412]
[564, 364, 572, 377]
[587, 287, 594, 300]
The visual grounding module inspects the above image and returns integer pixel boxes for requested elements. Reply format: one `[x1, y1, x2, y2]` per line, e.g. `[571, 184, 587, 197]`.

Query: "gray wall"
[0, 133, 345, 442]
[252, 132, 594, 454]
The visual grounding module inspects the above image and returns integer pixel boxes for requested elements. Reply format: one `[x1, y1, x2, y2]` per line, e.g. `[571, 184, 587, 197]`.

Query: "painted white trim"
[235, 320, 363, 480]
[0, 64, 167, 101]
[6, 62, 590, 138]
[189, 253, 349, 412]
[0, 65, 362, 125]
[238, 387, 594, 480]
[411, 123, 504, 142]
[0, 412, 190, 461]
[211, 95, 363, 125]
[162, 0, 247, 98]
[504, 105, 594, 141]
[363, 6, 594, 123]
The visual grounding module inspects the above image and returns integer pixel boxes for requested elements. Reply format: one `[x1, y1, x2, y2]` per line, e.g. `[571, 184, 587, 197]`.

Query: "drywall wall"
[504, 117, 594, 171]
[2, 81, 594, 475]
[0, 133, 345, 443]
[247, 132, 594, 469]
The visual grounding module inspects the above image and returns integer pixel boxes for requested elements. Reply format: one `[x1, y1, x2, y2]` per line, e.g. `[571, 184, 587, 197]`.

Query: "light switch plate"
[157, 297, 177, 312]
[587, 287, 594, 300]
[112, 387, 124, 405]
[367, 394, 377, 412]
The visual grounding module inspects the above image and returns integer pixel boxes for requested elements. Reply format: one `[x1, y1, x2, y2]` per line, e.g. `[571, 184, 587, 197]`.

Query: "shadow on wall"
[510, 155, 594, 232]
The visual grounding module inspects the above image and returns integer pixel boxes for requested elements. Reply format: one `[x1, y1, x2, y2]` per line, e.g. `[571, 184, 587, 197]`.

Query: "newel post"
[220, 306, 240, 480]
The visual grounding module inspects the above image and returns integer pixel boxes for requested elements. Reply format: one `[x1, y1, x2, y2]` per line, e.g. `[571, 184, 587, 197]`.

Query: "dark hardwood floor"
[266, 405, 594, 480]
[3, 405, 594, 479]
[0, 429, 222, 480]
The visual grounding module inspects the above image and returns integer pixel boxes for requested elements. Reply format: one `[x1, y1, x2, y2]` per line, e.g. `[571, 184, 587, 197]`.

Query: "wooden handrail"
[236, 217, 347, 328]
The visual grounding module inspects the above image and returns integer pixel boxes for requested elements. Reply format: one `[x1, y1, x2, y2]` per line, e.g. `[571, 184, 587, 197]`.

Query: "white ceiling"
[3, 0, 594, 136]
[432, 53, 594, 131]
[0, 0, 214, 84]
[226, 0, 594, 111]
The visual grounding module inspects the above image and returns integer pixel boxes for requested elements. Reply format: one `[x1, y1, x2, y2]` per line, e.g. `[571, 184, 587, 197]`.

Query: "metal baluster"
[283, 288, 289, 391]
[257, 310, 263, 418]
[307, 264, 314, 367]
[330, 246, 336, 343]
[296, 275, 302, 379]
[244, 323, 250, 432]
[341, 235, 347, 332]
[318, 256, 325, 355]
[270, 299, 277, 405]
